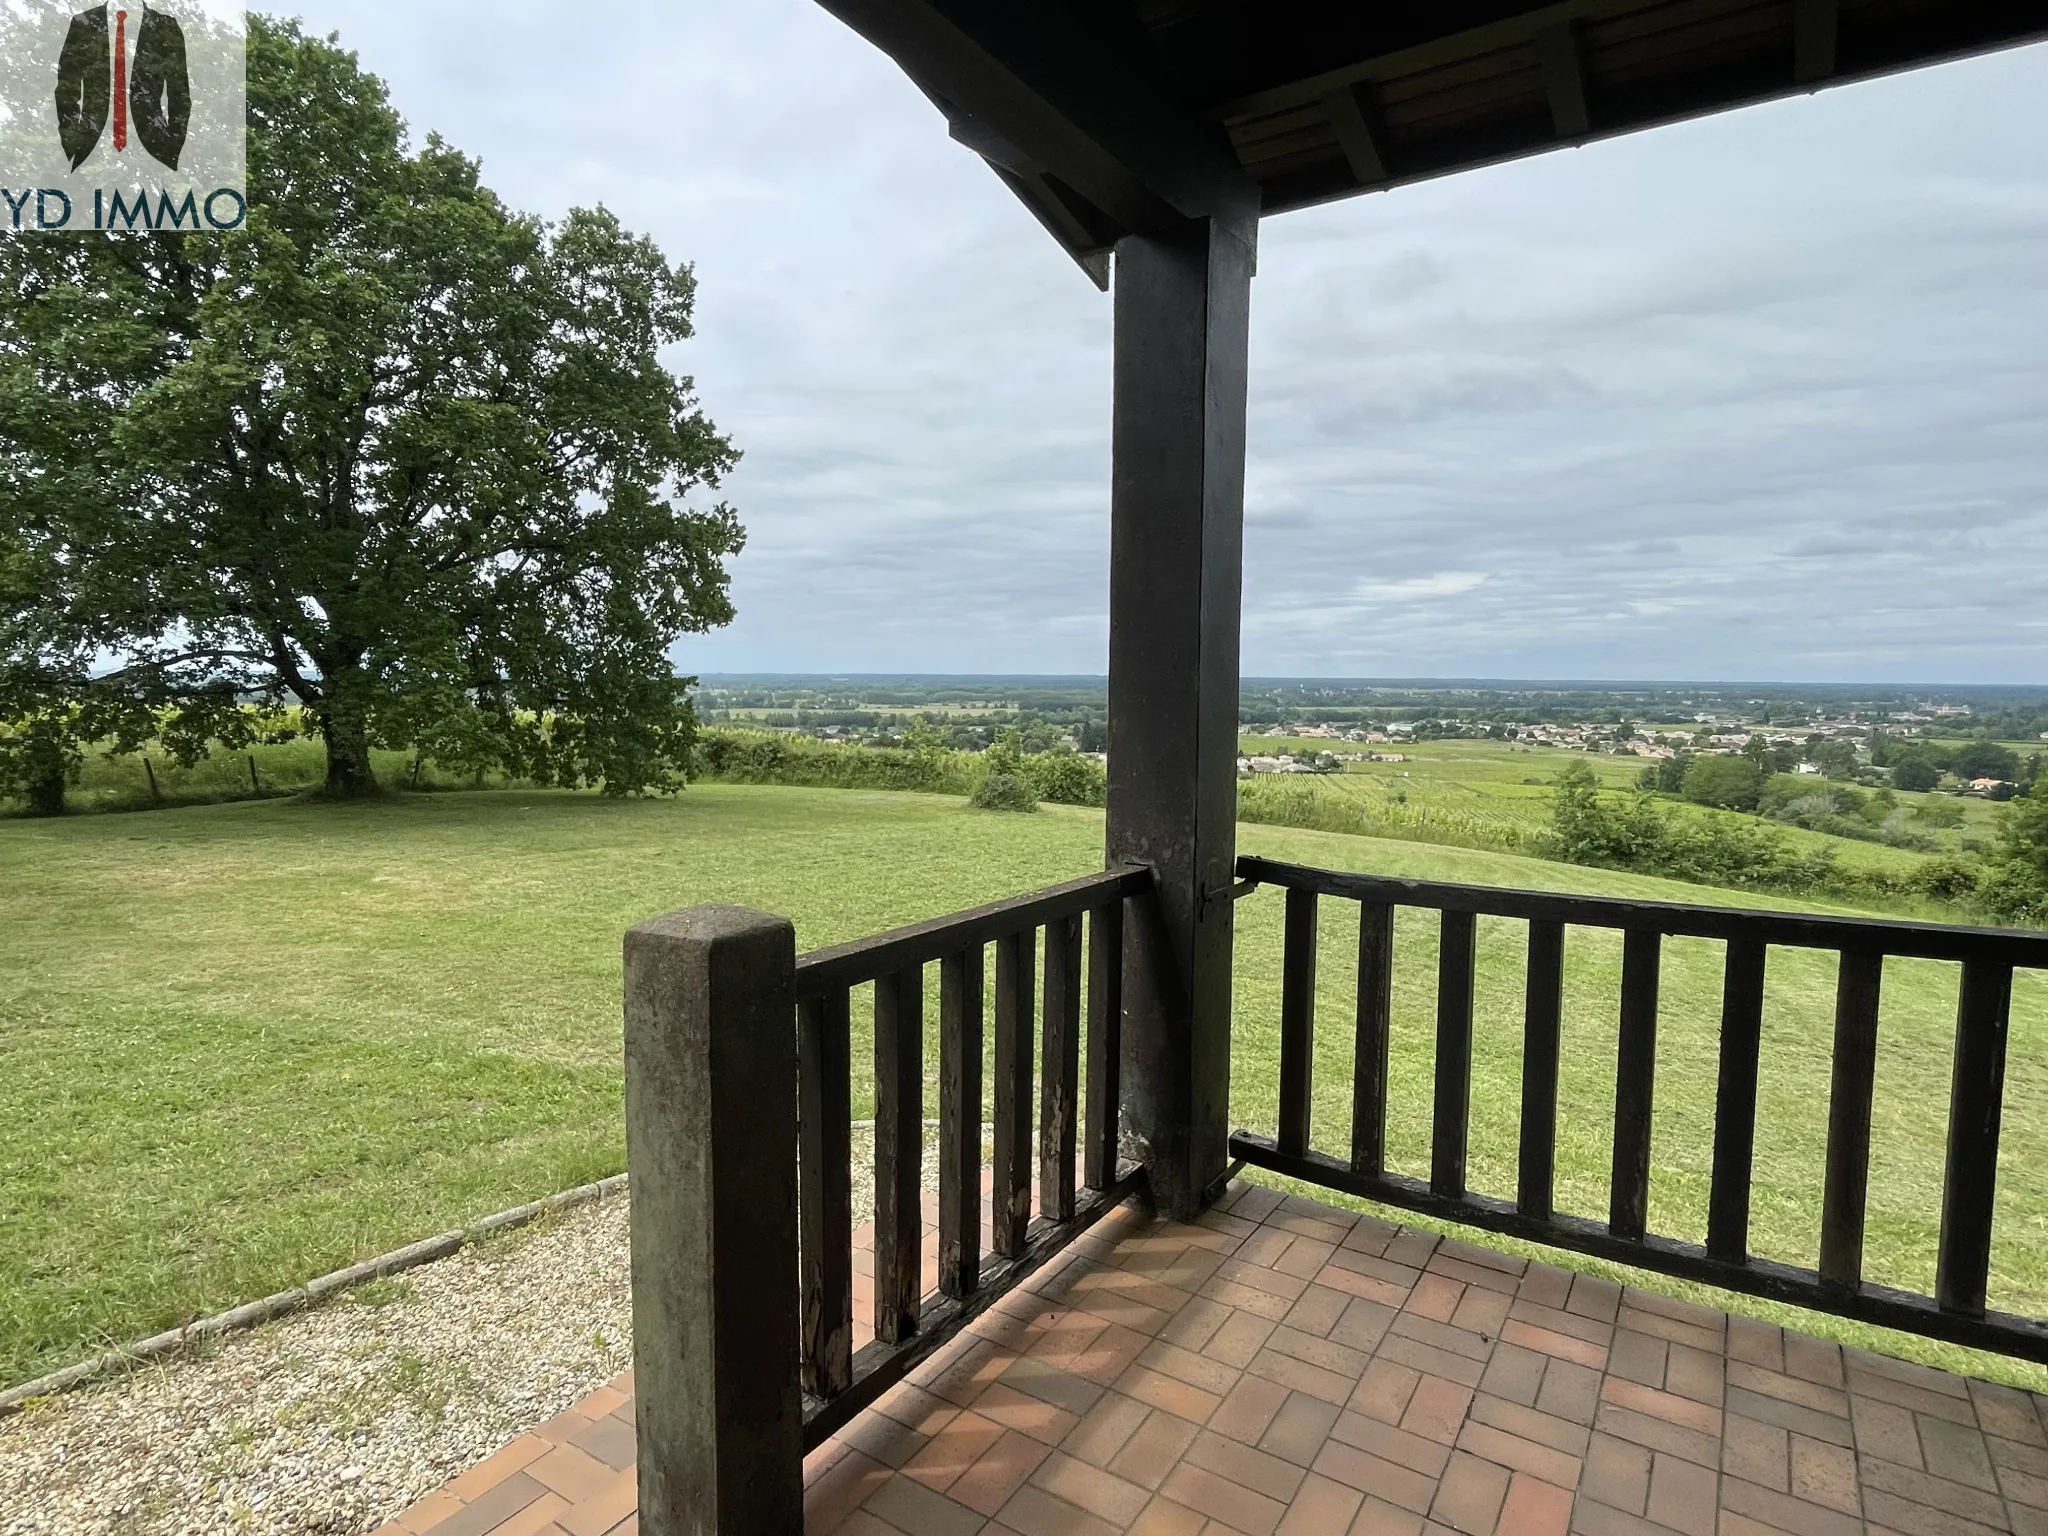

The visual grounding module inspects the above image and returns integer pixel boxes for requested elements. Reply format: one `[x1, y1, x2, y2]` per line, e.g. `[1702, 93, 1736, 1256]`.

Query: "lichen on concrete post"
[624, 905, 801, 1535]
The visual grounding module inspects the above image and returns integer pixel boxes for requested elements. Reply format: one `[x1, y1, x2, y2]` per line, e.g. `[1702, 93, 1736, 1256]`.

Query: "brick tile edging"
[0, 1172, 630, 1417]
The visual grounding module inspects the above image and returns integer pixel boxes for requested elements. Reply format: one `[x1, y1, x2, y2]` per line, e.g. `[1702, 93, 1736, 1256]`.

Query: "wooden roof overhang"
[813, 0, 2048, 286]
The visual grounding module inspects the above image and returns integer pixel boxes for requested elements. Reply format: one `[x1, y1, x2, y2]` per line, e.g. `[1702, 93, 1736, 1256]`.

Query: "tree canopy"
[1984, 776, 2048, 926]
[1, 17, 741, 807]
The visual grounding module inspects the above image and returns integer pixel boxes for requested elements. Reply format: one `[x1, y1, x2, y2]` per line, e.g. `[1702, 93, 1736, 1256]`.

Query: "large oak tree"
[1, 17, 741, 806]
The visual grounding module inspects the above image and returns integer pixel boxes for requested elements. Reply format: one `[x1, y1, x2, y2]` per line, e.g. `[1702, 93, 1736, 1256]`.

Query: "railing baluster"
[1707, 939, 1768, 1264]
[1084, 899, 1123, 1191]
[939, 946, 984, 1300]
[1279, 888, 1319, 1157]
[1432, 910, 1477, 1199]
[1351, 901, 1393, 1176]
[1041, 913, 1082, 1222]
[798, 988, 853, 1397]
[993, 927, 1036, 1257]
[1518, 919, 1565, 1221]
[1819, 949, 1884, 1292]
[1937, 961, 2014, 1317]
[874, 966, 923, 1344]
[1610, 929, 1662, 1242]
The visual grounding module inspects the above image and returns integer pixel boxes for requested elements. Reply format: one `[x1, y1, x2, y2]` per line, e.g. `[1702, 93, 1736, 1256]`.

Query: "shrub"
[1908, 857, 1982, 904]
[694, 728, 975, 795]
[1983, 779, 2048, 927]
[1021, 747, 1106, 807]
[971, 772, 1038, 812]
[1682, 754, 1764, 812]
[970, 729, 1038, 813]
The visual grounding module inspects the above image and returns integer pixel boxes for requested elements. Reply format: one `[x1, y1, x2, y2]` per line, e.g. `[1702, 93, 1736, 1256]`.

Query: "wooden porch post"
[1106, 213, 1256, 1221]
[624, 905, 803, 1534]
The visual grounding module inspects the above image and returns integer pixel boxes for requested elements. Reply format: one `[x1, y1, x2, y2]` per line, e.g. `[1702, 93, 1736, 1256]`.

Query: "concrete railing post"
[624, 905, 802, 1535]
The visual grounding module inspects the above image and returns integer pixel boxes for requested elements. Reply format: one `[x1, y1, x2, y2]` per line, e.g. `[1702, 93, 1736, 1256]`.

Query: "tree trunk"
[24, 760, 66, 817]
[320, 708, 378, 798]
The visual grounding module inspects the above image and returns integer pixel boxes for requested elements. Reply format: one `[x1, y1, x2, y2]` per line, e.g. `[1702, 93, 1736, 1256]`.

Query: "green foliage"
[694, 728, 973, 795]
[646, 725, 1105, 808]
[1955, 739, 2021, 783]
[1891, 753, 1943, 792]
[1635, 752, 1690, 793]
[1682, 753, 1765, 812]
[1807, 739, 1860, 780]
[1550, 762, 1845, 895]
[1983, 778, 2048, 926]
[1020, 746, 1106, 808]
[970, 728, 1038, 812]
[1913, 797, 1966, 829]
[0, 19, 741, 801]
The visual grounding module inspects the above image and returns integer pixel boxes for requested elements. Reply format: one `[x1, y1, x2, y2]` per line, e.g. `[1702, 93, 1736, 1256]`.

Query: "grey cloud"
[291, 1, 2048, 681]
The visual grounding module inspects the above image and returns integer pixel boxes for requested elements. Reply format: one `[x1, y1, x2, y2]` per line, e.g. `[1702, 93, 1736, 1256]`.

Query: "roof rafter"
[814, 0, 1257, 268]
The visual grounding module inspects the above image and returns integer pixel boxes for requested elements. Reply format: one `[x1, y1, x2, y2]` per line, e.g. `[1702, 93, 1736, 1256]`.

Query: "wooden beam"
[1321, 83, 1386, 184]
[814, 0, 1256, 236]
[1107, 211, 1256, 1220]
[1536, 22, 1591, 138]
[1795, 0, 1840, 84]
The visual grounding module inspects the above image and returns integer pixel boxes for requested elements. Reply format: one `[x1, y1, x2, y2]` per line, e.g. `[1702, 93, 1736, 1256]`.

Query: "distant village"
[1236, 705, 2046, 797]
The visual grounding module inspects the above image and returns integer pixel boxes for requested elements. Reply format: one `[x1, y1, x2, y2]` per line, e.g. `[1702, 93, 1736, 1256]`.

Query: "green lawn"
[3, 785, 2044, 1390]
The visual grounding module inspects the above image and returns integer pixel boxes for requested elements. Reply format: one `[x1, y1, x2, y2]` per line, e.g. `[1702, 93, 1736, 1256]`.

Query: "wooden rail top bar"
[1236, 855, 2048, 968]
[794, 865, 1152, 998]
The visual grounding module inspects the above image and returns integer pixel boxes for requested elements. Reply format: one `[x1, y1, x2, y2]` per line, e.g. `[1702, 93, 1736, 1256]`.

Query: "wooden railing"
[1228, 855, 2048, 1363]
[621, 867, 1151, 1526]
[792, 865, 1149, 1445]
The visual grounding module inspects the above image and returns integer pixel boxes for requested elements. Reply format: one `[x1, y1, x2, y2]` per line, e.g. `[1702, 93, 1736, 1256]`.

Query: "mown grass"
[3, 785, 2044, 1390]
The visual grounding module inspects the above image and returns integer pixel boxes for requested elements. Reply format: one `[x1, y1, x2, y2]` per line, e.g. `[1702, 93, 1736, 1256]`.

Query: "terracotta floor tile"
[382, 1186, 2048, 1536]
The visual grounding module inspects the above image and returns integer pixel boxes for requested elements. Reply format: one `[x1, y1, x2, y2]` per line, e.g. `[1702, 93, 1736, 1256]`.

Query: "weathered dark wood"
[1517, 920, 1565, 1221]
[807, 0, 1256, 247]
[1707, 940, 1769, 1264]
[873, 966, 923, 1345]
[624, 907, 803, 1534]
[802, 1166, 1144, 1449]
[993, 927, 1037, 1257]
[797, 988, 853, 1398]
[1432, 910, 1477, 1199]
[1230, 1131, 2048, 1367]
[1084, 900, 1124, 1191]
[1820, 949, 1884, 1292]
[798, 866, 1149, 998]
[1536, 21, 1590, 136]
[1041, 913, 1083, 1223]
[1610, 929, 1662, 1243]
[1322, 82, 1386, 183]
[1350, 902, 1394, 1177]
[1234, 857, 2048, 970]
[1794, 0, 1840, 82]
[1105, 214, 1256, 1220]
[1938, 961, 2015, 1317]
[1277, 888, 1319, 1157]
[939, 946, 984, 1301]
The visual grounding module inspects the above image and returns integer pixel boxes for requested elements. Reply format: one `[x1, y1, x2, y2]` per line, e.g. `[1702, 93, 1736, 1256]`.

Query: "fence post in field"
[624, 906, 802, 1534]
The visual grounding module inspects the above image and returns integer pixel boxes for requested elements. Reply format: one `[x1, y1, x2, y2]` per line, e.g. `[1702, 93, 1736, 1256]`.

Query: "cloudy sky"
[289, 1, 2048, 685]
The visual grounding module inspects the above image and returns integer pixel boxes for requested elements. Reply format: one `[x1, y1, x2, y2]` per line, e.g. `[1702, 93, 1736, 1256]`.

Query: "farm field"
[3, 785, 2045, 1392]
[1240, 734, 1998, 874]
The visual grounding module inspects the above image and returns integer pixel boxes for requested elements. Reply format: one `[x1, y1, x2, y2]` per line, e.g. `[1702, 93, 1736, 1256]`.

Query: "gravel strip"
[0, 1133, 942, 1535]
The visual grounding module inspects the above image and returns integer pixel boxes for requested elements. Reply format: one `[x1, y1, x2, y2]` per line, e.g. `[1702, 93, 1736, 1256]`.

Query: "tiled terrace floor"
[375, 1180, 2048, 1536]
